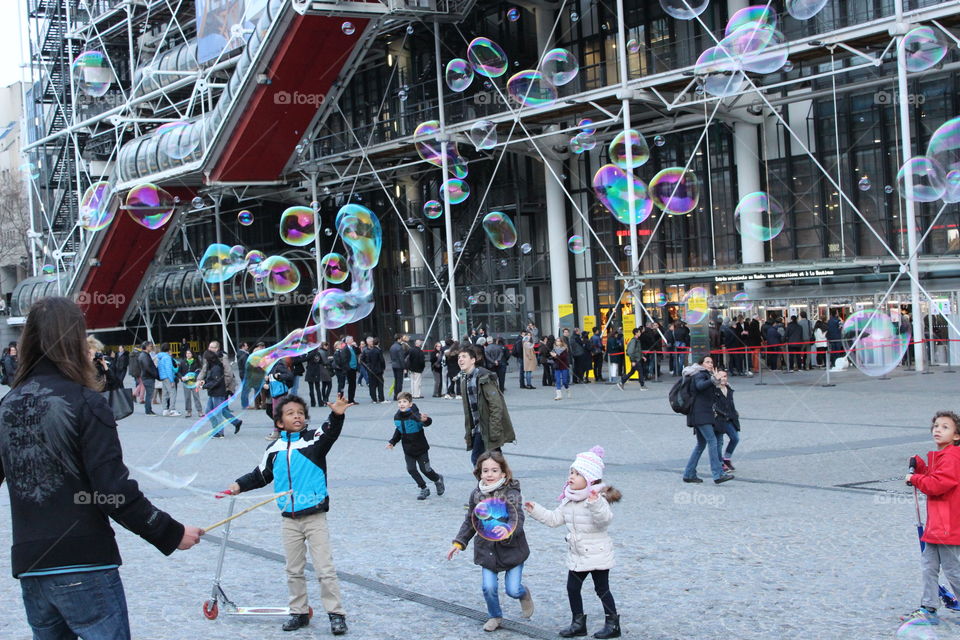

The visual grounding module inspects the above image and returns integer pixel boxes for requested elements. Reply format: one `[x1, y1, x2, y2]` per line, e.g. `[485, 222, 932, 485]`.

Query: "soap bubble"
[926, 117, 960, 201]
[336, 204, 383, 269]
[842, 311, 910, 377]
[732, 292, 753, 310]
[499, 258, 509, 267]
[469, 120, 498, 150]
[125, 183, 176, 229]
[659, 0, 708, 20]
[279, 206, 317, 246]
[726, 6, 778, 36]
[683, 287, 709, 324]
[593, 164, 654, 225]
[20, 162, 39, 179]
[568, 235, 586, 254]
[654, 135, 666, 147]
[521, 243, 532, 254]
[695, 46, 746, 97]
[245, 249, 266, 266]
[786, 0, 829, 20]
[655, 292, 668, 307]
[261, 255, 301, 294]
[42, 264, 56, 282]
[321, 253, 349, 284]
[72, 51, 112, 97]
[507, 70, 558, 107]
[578, 118, 596, 135]
[341, 22, 355, 35]
[472, 497, 518, 541]
[441, 179, 470, 204]
[482, 212, 518, 249]
[649, 168, 701, 215]
[884, 185, 894, 195]
[895, 156, 946, 203]
[414, 120, 468, 176]
[453, 241, 464, 253]
[155, 121, 199, 160]
[199, 243, 245, 283]
[783, 60, 794, 72]
[423, 200, 443, 219]
[609, 130, 650, 169]
[467, 37, 509, 78]
[237, 210, 254, 226]
[416, 224, 425, 232]
[181, 372, 198, 390]
[734, 192, 785, 241]
[902, 26, 947, 73]
[540, 48, 579, 86]
[623, 245, 633, 257]
[570, 11, 579, 22]
[406, 25, 414, 35]
[507, 7, 520, 21]
[445, 58, 474, 92]
[627, 39, 641, 54]
[79, 181, 114, 231]
[569, 132, 596, 154]
[858, 177, 872, 191]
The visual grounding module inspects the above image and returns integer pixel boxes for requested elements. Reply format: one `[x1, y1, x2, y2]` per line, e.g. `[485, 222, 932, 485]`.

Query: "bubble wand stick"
[204, 490, 293, 532]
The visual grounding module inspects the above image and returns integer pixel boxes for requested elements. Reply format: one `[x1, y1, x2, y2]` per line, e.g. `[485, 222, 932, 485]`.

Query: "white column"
[405, 181, 426, 334]
[545, 156, 571, 333]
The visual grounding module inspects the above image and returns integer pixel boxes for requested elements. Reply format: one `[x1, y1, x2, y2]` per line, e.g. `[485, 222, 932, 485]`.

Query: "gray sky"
[0, 2, 28, 88]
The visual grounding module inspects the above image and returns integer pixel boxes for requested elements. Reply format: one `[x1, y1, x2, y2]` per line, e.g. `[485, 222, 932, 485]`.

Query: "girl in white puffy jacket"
[524, 446, 622, 639]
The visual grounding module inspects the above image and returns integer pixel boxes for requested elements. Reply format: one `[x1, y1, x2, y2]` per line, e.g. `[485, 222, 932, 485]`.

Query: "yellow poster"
[558, 303, 575, 329]
[582, 315, 596, 379]
[622, 314, 636, 375]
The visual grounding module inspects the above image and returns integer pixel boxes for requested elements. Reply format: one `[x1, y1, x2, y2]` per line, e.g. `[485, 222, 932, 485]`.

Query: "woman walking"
[681, 356, 734, 485]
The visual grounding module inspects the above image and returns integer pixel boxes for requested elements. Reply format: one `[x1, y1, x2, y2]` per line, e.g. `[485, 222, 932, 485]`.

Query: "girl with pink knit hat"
[524, 446, 622, 638]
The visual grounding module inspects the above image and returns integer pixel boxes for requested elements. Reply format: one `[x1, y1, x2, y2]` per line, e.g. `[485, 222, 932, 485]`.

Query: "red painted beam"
[210, 15, 369, 183]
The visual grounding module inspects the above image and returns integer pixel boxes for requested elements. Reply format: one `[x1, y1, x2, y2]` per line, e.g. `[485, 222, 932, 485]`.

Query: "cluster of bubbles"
[570, 119, 597, 155]
[481, 212, 518, 249]
[841, 310, 910, 377]
[198, 241, 301, 295]
[896, 116, 960, 204]
[472, 497, 518, 541]
[71, 51, 112, 97]
[310, 204, 382, 329]
[734, 192, 786, 241]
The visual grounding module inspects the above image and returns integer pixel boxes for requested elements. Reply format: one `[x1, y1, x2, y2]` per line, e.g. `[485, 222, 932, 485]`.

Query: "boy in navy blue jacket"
[224, 393, 353, 635]
[386, 391, 445, 500]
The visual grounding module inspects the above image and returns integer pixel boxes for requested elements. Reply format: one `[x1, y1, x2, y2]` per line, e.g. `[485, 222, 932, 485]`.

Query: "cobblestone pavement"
[2, 366, 960, 639]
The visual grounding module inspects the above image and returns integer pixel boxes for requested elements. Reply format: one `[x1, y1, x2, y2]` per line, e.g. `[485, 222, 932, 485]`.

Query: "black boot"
[593, 614, 620, 639]
[559, 614, 587, 637]
[282, 613, 310, 631]
[329, 613, 348, 635]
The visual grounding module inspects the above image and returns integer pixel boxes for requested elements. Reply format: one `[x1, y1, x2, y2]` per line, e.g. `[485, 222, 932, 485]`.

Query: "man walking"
[390, 333, 407, 400]
[138, 342, 160, 416]
[618, 327, 647, 390]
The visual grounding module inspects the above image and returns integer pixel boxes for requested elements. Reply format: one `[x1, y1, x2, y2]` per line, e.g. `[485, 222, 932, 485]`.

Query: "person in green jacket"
[458, 345, 516, 465]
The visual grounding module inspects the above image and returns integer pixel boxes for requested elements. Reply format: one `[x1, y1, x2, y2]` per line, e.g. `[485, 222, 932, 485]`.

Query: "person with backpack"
[589, 328, 604, 382]
[617, 327, 646, 390]
[679, 356, 734, 485]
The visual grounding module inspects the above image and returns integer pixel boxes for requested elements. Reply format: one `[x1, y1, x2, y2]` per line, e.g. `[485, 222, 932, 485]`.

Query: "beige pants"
[281, 511, 345, 615]
[410, 371, 423, 398]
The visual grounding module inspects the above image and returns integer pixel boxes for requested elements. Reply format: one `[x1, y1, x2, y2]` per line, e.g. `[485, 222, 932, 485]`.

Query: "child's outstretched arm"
[523, 500, 565, 527]
[586, 490, 614, 526]
[450, 493, 478, 557]
[386, 427, 401, 449]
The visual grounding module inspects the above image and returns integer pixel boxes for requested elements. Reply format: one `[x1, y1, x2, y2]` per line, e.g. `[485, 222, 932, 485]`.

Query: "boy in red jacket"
[901, 411, 960, 625]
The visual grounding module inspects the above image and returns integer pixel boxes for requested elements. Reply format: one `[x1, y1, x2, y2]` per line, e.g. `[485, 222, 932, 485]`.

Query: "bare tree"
[0, 169, 30, 266]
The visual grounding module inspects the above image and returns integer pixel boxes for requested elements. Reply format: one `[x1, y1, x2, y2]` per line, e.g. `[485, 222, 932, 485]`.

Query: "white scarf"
[479, 477, 507, 494]
[560, 482, 606, 505]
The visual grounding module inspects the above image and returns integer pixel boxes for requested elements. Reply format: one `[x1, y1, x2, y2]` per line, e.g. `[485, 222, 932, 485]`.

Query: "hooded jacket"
[682, 363, 718, 427]
[0, 360, 184, 577]
[388, 404, 432, 457]
[911, 445, 960, 545]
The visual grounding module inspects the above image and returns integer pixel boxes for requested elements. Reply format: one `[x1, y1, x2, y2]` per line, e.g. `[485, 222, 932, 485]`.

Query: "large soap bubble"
[540, 48, 579, 86]
[72, 51, 112, 97]
[279, 206, 317, 246]
[423, 200, 443, 219]
[199, 243, 246, 283]
[481, 212, 518, 249]
[649, 168, 701, 215]
[441, 179, 470, 204]
[901, 26, 947, 73]
[896, 156, 946, 203]
[336, 204, 383, 270]
[786, 0, 828, 20]
[472, 497, 518, 541]
[926, 117, 960, 202]
[842, 311, 910, 377]
[683, 287, 709, 324]
[609, 130, 650, 169]
[593, 164, 654, 225]
[156, 121, 200, 160]
[79, 181, 114, 231]
[321, 253, 349, 284]
[726, 6, 778, 36]
[734, 192, 785, 241]
[445, 58, 475, 92]
[469, 120, 498, 150]
[659, 0, 708, 20]
[695, 46, 746, 97]
[507, 70, 558, 107]
[414, 120, 468, 177]
[261, 255, 301, 294]
[467, 37, 509, 78]
[125, 183, 176, 229]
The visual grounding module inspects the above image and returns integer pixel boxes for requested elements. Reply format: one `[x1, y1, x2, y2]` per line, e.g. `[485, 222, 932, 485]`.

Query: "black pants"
[344, 370, 357, 403]
[307, 380, 322, 406]
[432, 369, 444, 396]
[368, 372, 384, 402]
[541, 362, 553, 386]
[404, 452, 440, 488]
[591, 354, 604, 381]
[392, 367, 404, 399]
[496, 364, 507, 391]
[620, 360, 645, 386]
[567, 569, 617, 617]
[447, 373, 458, 396]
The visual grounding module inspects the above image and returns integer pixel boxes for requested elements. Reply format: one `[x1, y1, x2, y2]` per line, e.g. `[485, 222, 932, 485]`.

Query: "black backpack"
[128, 350, 142, 378]
[669, 375, 696, 415]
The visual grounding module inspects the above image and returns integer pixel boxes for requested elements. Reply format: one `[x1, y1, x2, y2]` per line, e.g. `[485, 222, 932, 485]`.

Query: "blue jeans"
[290, 375, 301, 397]
[683, 423, 724, 481]
[554, 369, 570, 390]
[21, 568, 129, 640]
[523, 371, 532, 387]
[481, 564, 526, 618]
[142, 379, 155, 414]
[205, 395, 239, 428]
[714, 421, 740, 466]
[239, 381, 252, 409]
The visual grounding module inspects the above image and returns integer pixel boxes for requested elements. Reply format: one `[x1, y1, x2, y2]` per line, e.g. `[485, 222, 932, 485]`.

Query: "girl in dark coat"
[448, 451, 533, 632]
[431, 341, 444, 397]
[712, 370, 741, 472]
[681, 356, 734, 484]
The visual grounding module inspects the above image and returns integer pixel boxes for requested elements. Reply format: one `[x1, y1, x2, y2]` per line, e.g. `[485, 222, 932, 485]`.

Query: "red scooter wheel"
[308, 606, 314, 619]
[202, 600, 219, 620]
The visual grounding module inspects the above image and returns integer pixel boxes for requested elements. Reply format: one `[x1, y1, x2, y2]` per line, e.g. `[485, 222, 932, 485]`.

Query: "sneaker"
[162, 410, 171, 417]
[554, 390, 562, 401]
[455, 395, 462, 400]
[616, 381, 624, 390]
[145, 412, 158, 417]
[234, 419, 243, 434]
[723, 458, 736, 471]
[682, 476, 703, 483]
[714, 474, 735, 484]
[483, 618, 502, 632]
[168, 410, 181, 417]
[418, 486, 430, 500]
[900, 608, 940, 624]
[519, 587, 534, 618]
[282, 613, 310, 631]
[435, 475, 445, 496]
[640, 385, 648, 391]
[329, 614, 348, 636]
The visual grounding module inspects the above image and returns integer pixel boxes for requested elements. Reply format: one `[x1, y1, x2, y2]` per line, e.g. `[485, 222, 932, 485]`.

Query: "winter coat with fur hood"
[527, 487, 619, 571]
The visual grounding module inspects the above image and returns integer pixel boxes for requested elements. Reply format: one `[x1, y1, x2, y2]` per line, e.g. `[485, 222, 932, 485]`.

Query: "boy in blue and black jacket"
[224, 393, 353, 636]
[386, 391, 445, 500]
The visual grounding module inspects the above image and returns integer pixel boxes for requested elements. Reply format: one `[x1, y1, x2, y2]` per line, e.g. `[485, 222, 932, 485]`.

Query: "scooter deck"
[223, 606, 295, 616]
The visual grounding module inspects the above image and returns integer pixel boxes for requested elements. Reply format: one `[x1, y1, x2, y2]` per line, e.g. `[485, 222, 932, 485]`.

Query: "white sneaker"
[168, 410, 181, 417]
[161, 410, 170, 416]
[565, 388, 572, 399]
[554, 390, 562, 401]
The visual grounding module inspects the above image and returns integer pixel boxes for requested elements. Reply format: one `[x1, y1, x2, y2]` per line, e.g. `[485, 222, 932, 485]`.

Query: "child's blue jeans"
[481, 564, 526, 618]
[554, 369, 570, 390]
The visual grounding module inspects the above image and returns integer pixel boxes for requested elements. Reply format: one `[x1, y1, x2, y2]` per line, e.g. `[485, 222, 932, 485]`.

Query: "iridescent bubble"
[683, 287, 709, 324]
[237, 210, 254, 226]
[540, 48, 579, 86]
[416, 224, 425, 232]
[72, 51, 112, 97]
[229, 245, 245, 264]
[649, 168, 701, 215]
[507, 70, 558, 107]
[181, 372, 198, 390]
[732, 292, 753, 310]
[321, 253, 349, 284]
[695, 46, 745, 98]
[926, 117, 960, 201]
[627, 39, 641, 54]
[406, 25, 414, 35]
[783, 60, 794, 72]
[341, 22, 355, 36]
[441, 179, 470, 204]
[734, 192, 785, 241]
[507, 7, 520, 21]
[578, 118, 596, 135]
[499, 258, 508, 267]
[42, 264, 56, 282]
[570, 10, 579, 22]
[726, 6, 778, 37]
[79, 181, 114, 231]
[895, 156, 946, 203]
[336, 204, 383, 269]
[453, 241, 464, 253]
[414, 120, 467, 176]
[623, 245, 633, 257]
[398, 89, 408, 102]
[191, 196, 204, 209]
[660, 0, 708, 20]
[324, 228, 333, 237]
[279, 206, 317, 246]
[199, 243, 244, 283]
[858, 177, 872, 191]
[902, 26, 947, 73]
[245, 249, 265, 265]
[733, 27, 789, 75]
[472, 497, 518, 541]
[261, 255, 301, 294]
[568, 235, 586, 254]
[423, 200, 443, 219]
[609, 129, 650, 169]
[445, 58, 475, 92]
[569, 132, 596, 154]
[842, 311, 909, 377]
[593, 164, 654, 225]
[655, 292, 668, 307]
[469, 120, 497, 150]
[884, 185, 895, 195]
[786, 0, 828, 20]
[482, 212, 518, 249]
[467, 37, 509, 78]
[654, 135, 666, 147]
[125, 183, 176, 229]
[467, 294, 479, 305]
[521, 243, 532, 254]
[721, 23, 778, 58]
